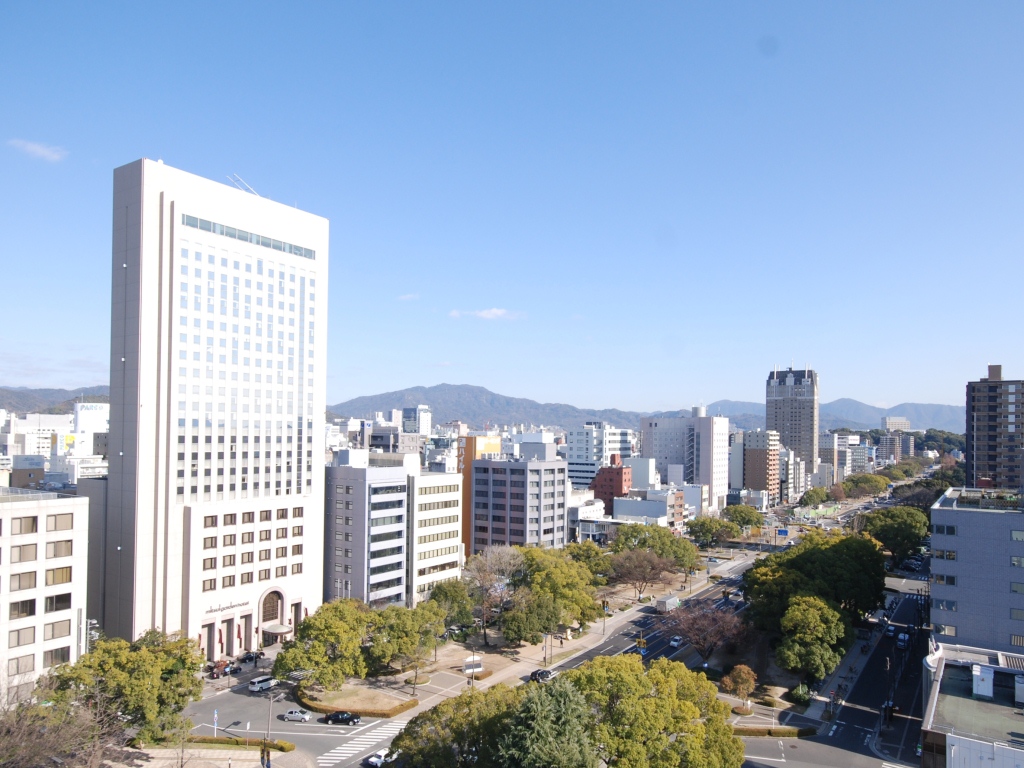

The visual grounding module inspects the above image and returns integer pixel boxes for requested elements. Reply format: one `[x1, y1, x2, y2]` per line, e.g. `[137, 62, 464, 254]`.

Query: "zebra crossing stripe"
[315, 722, 409, 764]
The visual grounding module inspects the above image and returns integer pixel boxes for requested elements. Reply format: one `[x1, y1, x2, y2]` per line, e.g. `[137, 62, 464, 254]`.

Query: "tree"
[721, 664, 757, 703]
[799, 487, 829, 507]
[498, 676, 599, 768]
[722, 504, 764, 528]
[391, 683, 526, 767]
[273, 598, 371, 689]
[564, 540, 611, 586]
[429, 579, 475, 628]
[662, 601, 744, 664]
[828, 483, 846, 502]
[609, 548, 673, 599]
[566, 655, 744, 768]
[775, 596, 845, 680]
[861, 505, 929, 564]
[843, 473, 890, 498]
[502, 588, 561, 646]
[47, 629, 204, 744]
[609, 523, 699, 570]
[521, 547, 601, 628]
[687, 517, 741, 548]
[464, 546, 526, 645]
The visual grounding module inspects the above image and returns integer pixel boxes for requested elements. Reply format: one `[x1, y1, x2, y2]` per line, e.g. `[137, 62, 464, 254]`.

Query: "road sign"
[777, 529, 789, 537]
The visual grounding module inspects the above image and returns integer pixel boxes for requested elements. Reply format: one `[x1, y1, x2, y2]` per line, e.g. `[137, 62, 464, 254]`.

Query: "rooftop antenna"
[226, 173, 260, 197]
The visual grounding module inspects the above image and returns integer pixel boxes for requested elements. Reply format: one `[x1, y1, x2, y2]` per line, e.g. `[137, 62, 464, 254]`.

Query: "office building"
[882, 416, 911, 432]
[778, 448, 808, 505]
[0, 488, 88, 701]
[640, 407, 729, 511]
[728, 430, 744, 490]
[742, 429, 780, 506]
[565, 422, 636, 489]
[766, 367, 819, 467]
[966, 365, 1023, 490]
[95, 159, 328, 654]
[469, 443, 568, 555]
[0, 413, 73, 458]
[819, 433, 850, 482]
[408, 470, 463, 604]
[589, 454, 631, 515]
[877, 433, 903, 465]
[402, 405, 432, 436]
[458, 434, 502, 547]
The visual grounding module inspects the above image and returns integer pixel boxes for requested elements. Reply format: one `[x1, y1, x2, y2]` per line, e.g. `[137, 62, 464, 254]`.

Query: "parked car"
[237, 651, 265, 664]
[885, 624, 896, 637]
[530, 669, 557, 683]
[325, 711, 361, 726]
[897, 633, 910, 650]
[248, 675, 278, 692]
[283, 709, 311, 722]
[669, 636, 683, 648]
[367, 749, 391, 767]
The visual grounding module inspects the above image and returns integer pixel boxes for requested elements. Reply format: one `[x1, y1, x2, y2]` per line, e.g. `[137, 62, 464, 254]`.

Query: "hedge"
[731, 726, 816, 738]
[297, 688, 419, 719]
[139, 736, 295, 752]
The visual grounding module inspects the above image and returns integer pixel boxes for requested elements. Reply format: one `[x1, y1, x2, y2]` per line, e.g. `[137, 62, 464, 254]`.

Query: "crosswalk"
[316, 721, 409, 767]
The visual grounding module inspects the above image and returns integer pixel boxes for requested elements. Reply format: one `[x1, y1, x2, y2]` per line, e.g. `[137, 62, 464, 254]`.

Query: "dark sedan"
[325, 711, 361, 726]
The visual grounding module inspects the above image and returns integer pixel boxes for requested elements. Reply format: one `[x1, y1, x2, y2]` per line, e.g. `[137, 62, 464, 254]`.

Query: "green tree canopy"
[775, 596, 845, 680]
[521, 547, 601, 628]
[843, 473, 890, 498]
[498, 676, 599, 768]
[273, 598, 371, 688]
[502, 588, 561, 646]
[564, 540, 612, 586]
[799, 487, 829, 507]
[47, 629, 203, 743]
[429, 578, 476, 628]
[610, 523, 700, 570]
[861, 505, 929, 563]
[722, 505, 764, 528]
[686, 517, 741, 548]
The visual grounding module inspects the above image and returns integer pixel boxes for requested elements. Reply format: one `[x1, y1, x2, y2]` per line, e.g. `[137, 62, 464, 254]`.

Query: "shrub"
[788, 684, 811, 706]
[181, 736, 295, 752]
[730, 726, 816, 738]
[732, 705, 752, 716]
[759, 696, 778, 708]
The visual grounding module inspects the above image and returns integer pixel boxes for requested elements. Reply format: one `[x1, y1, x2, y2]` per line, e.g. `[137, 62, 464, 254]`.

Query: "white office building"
[566, 421, 637, 489]
[408, 471, 463, 605]
[92, 159, 328, 656]
[640, 407, 729, 511]
[0, 414, 73, 458]
[0, 488, 88, 701]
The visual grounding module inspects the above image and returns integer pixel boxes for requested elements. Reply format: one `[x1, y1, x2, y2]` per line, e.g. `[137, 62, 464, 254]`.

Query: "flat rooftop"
[934, 488, 1023, 512]
[930, 663, 1024, 746]
[0, 486, 67, 504]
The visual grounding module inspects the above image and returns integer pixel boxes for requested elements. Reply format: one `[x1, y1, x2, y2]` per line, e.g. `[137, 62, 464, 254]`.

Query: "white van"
[248, 675, 278, 692]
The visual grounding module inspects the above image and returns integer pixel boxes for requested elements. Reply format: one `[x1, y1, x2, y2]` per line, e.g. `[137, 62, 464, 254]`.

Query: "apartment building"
[743, 429, 780, 506]
[92, 159, 328, 651]
[589, 455, 631, 515]
[966, 365, 1023, 490]
[640, 407, 729, 511]
[565, 421, 636, 489]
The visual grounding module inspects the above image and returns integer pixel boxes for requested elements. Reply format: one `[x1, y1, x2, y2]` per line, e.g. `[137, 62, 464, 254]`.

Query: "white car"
[283, 708, 311, 722]
[366, 750, 391, 767]
[669, 636, 683, 648]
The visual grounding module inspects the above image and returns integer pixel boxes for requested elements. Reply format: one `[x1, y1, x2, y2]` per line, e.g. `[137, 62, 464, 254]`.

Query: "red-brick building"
[589, 454, 631, 513]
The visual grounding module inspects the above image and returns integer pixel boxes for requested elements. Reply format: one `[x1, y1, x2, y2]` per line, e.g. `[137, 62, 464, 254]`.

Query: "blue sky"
[2, 3, 1022, 411]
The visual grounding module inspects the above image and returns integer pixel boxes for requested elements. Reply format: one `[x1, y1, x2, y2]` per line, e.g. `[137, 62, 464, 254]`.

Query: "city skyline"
[3, 4, 1024, 410]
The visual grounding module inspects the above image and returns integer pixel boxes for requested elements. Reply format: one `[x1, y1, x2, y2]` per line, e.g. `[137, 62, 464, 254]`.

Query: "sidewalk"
[113, 747, 316, 768]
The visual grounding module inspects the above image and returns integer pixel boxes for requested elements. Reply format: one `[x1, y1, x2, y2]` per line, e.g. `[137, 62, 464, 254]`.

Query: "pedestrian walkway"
[314, 721, 409, 766]
[112, 746, 314, 768]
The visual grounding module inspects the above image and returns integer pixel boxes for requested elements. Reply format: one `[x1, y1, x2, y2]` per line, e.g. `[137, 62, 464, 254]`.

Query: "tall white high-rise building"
[566, 421, 636, 489]
[98, 159, 328, 657]
[640, 407, 729, 511]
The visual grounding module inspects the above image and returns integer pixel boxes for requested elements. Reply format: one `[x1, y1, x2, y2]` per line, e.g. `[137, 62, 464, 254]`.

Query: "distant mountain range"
[0, 386, 110, 415]
[329, 384, 966, 433]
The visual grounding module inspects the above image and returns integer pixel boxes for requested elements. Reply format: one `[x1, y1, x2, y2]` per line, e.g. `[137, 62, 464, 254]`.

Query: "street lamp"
[263, 691, 284, 767]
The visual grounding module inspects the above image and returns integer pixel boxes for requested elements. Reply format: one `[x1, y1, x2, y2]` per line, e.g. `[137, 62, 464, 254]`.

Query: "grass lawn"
[308, 686, 408, 711]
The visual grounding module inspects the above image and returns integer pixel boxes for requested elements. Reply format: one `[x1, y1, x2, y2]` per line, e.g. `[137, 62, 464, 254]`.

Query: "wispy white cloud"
[449, 308, 521, 320]
[397, 293, 419, 301]
[7, 138, 68, 162]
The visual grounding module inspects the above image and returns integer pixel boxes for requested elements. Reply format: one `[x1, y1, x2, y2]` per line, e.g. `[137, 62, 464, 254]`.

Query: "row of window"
[202, 545, 302, 568]
[10, 568, 72, 591]
[203, 508, 304, 527]
[9, 619, 70, 648]
[201, 564, 302, 591]
[181, 216, 316, 260]
[419, 484, 459, 495]
[418, 514, 458, 528]
[7, 647, 68, 676]
[202, 527, 302, 548]
[7, 514, 74, 535]
[8, 541, 72, 562]
[10, 594, 71, 620]
[418, 500, 459, 513]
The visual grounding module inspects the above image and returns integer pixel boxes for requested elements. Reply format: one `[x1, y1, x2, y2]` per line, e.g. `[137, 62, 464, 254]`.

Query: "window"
[203, 558, 216, 570]
[10, 572, 36, 591]
[11, 544, 37, 563]
[46, 541, 72, 559]
[43, 647, 70, 668]
[371, 530, 403, 544]
[260, 510, 272, 522]
[242, 532, 254, 544]
[1014, 557, 1024, 568]
[370, 546, 403, 559]
[933, 624, 956, 637]
[932, 574, 956, 586]
[292, 526, 303, 537]
[292, 544, 303, 556]
[291, 563, 303, 574]
[933, 549, 956, 561]
[46, 514, 73, 532]
[242, 511, 254, 524]
[203, 537, 217, 549]
[932, 524, 956, 536]
[12, 517, 37, 535]
[242, 551, 253, 564]
[9, 600, 35, 620]
[276, 547, 287, 558]
[224, 513, 236, 525]
[371, 484, 406, 496]
[202, 579, 216, 592]
[46, 567, 72, 586]
[259, 569, 270, 581]
[275, 566, 287, 578]
[292, 507, 303, 518]
[277, 508, 289, 520]
[417, 530, 459, 545]
[276, 528, 288, 539]
[1013, 609, 1024, 621]
[370, 500, 403, 512]
[44, 620, 71, 640]
[259, 530, 271, 541]
[222, 554, 235, 567]
[204, 515, 218, 528]
[8, 654, 33, 677]
[45, 594, 70, 613]
[223, 534, 236, 546]
[222, 575, 235, 588]
[259, 549, 270, 561]
[9, 627, 35, 648]
[241, 572, 253, 584]
[370, 515, 404, 527]
[931, 598, 956, 612]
